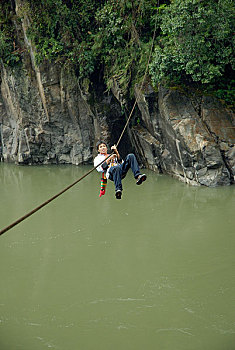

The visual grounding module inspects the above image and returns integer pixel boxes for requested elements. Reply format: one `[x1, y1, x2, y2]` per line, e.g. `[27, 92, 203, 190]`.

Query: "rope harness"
[0, 18, 157, 236]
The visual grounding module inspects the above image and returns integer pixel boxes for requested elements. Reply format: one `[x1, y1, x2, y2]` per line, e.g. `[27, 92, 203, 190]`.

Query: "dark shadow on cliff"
[89, 69, 133, 158]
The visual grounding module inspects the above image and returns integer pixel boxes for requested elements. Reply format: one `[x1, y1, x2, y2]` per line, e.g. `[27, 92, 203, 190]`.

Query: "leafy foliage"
[91, 0, 161, 95]
[149, 0, 235, 104]
[0, 0, 234, 105]
[0, 1, 22, 66]
[24, 0, 101, 75]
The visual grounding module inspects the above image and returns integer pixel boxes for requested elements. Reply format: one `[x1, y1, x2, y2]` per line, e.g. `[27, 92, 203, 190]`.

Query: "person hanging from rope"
[94, 141, 147, 199]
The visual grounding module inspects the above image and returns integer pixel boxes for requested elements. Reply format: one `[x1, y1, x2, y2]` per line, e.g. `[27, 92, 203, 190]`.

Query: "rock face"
[0, 61, 112, 165]
[0, 2, 234, 186]
[0, 58, 133, 165]
[132, 85, 235, 186]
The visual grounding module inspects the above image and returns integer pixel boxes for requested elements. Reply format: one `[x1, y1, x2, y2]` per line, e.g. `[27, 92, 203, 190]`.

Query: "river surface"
[0, 163, 235, 350]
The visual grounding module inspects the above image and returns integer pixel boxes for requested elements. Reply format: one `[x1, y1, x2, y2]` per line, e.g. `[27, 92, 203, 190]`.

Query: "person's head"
[96, 140, 108, 154]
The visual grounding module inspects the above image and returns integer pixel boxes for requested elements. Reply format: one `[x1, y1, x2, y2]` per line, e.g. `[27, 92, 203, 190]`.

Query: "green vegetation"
[0, 0, 234, 105]
[0, 0, 22, 66]
[149, 0, 235, 105]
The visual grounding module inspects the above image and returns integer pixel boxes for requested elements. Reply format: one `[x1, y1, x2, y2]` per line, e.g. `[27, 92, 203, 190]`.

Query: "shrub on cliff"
[149, 0, 234, 104]
[0, 0, 21, 66]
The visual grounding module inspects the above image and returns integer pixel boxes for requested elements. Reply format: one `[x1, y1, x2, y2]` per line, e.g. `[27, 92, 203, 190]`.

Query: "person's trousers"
[108, 153, 141, 191]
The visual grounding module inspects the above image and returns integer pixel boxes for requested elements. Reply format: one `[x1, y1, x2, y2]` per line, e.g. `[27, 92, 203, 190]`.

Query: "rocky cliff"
[131, 85, 235, 186]
[0, 60, 129, 165]
[0, 2, 234, 186]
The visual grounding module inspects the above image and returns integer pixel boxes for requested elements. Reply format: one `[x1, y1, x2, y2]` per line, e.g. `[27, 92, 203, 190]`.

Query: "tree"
[149, 0, 234, 102]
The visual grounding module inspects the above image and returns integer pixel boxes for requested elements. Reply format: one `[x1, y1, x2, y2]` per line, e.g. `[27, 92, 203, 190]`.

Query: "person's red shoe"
[99, 190, 106, 197]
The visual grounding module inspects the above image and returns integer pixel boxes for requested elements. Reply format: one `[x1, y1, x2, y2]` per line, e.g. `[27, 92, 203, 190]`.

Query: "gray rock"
[133, 85, 234, 186]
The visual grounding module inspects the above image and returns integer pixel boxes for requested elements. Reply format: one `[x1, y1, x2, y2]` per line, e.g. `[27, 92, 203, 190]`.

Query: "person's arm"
[94, 155, 106, 172]
[111, 145, 122, 162]
[94, 154, 117, 172]
[102, 154, 117, 169]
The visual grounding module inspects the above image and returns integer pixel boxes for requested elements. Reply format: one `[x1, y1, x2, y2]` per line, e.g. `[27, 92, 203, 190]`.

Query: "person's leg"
[121, 153, 141, 179]
[121, 153, 147, 185]
[108, 166, 123, 191]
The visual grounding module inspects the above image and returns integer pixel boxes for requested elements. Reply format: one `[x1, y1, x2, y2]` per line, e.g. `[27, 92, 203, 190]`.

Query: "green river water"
[0, 163, 235, 350]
